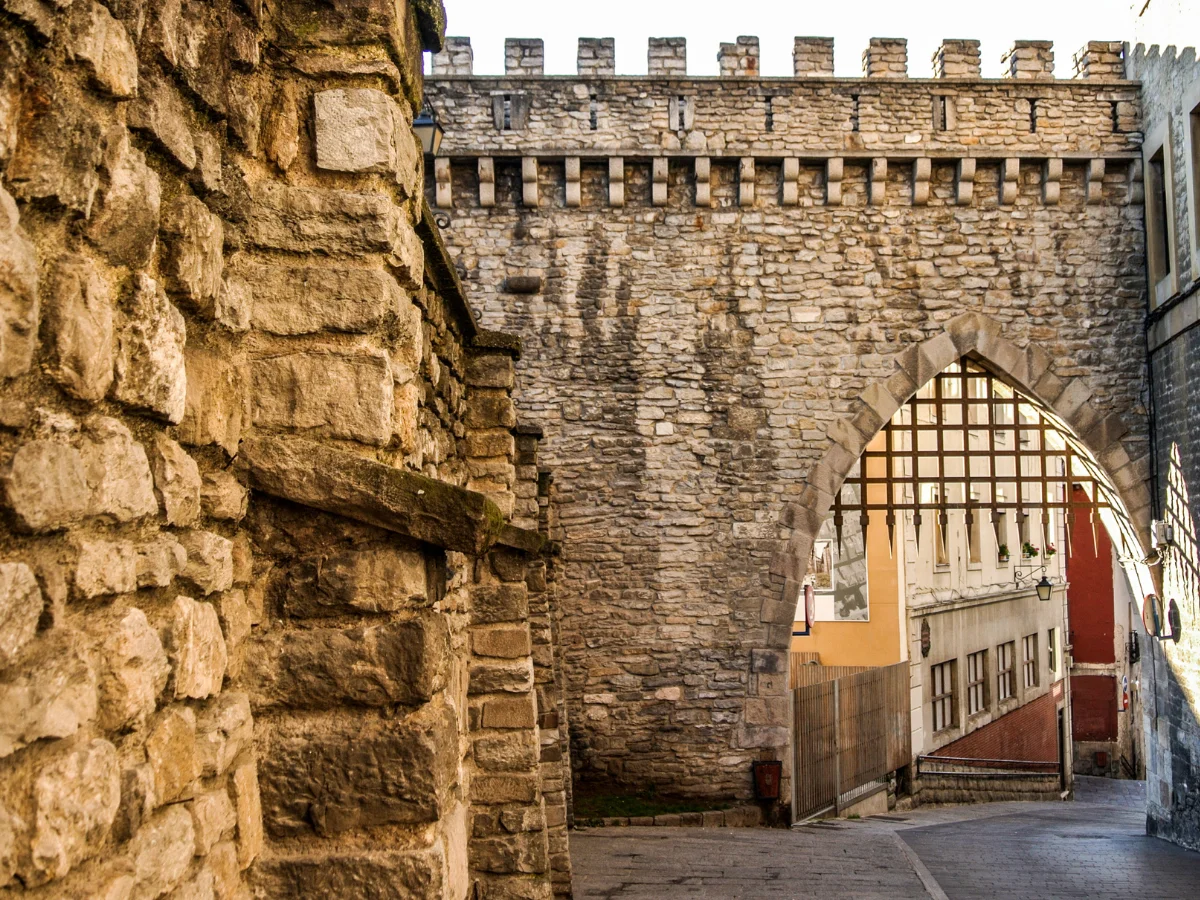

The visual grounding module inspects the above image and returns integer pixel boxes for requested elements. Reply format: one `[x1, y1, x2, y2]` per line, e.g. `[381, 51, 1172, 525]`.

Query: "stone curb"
[582, 805, 763, 829]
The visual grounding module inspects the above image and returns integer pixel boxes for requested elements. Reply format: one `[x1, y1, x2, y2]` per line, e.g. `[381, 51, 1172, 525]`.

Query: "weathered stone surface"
[200, 471, 247, 522]
[473, 732, 540, 772]
[194, 693, 251, 778]
[4, 88, 104, 214]
[194, 132, 223, 195]
[215, 589, 250, 678]
[471, 583, 530, 625]
[129, 804, 194, 900]
[128, 74, 197, 170]
[3, 440, 89, 532]
[243, 182, 402, 256]
[207, 840, 239, 897]
[145, 706, 199, 804]
[81, 417, 160, 523]
[0, 562, 41, 669]
[135, 536, 187, 589]
[152, 434, 201, 526]
[98, 608, 170, 732]
[163, 195, 224, 313]
[75, 539, 138, 598]
[313, 88, 397, 174]
[66, 1, 138, 98]
[472, 626, 532, 659]
[252, 851, 445, 899]
[263, 81, 300, 173]
[27, 738, 121, 886]
[0, 636, 97, 758]
[42, 254, 115, 401]
[0, 40, 20, 164]
[189, 788, 235, 857]
[259, 706, 456, 837]
[232, 761, 261, 869]
[167, 596, 227, 700]
[250, 351, 393, 446]
[240, 435, 507, 553]
[171, 868, 215, 900]
[179, 348, 245, 456]
[178, 531, 234, 595]
[283, 545, 427, 617]
[242, 263, 398, 335]
[214, 272, 252, 333]
[0, 184, 38, 380]
[469, 660, 534, 695]
[244, 615, 447, 709]
[114, 275, 188, 424]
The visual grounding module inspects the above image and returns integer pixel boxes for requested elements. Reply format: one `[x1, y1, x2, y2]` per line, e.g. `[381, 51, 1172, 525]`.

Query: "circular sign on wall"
[1142, 593, 1164, 638]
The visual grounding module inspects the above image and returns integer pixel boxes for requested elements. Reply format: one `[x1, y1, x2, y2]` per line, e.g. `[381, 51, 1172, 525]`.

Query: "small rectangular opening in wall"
[1028, 98, 1038, 133]
[933, 95, 949, 132]
[765, 95, 774, 132]
[1112, 100, 1122, 134]
[677, 96, 687, 131]
[851, 94, 860, 132]
[589, 93, 598, 130]
[503, 94, 512, 130]
[1147, 144, 1172, 294]
[1190, 103, 1200, 240]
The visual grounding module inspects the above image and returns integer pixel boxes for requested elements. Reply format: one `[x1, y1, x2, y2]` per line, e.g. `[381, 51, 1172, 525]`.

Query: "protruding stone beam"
[863, 38, 907, 77]
[505, 39, 544, 76]
[479, 158, 495, 208]
[1128, 158, 1144, 204]
[522, 157, 539, 207]
[826, 157, 844, 205]
[933, 39, 981, 78]
[739, 157, 755, 206]
[432, 36, 473, 75]
[1086, 159, 1105, 204]
[1000, 158, 1020, 204]
[649, 37, 686, 76]
[956, 158, 976, 205]
[869, 158, 887, 205]
[695, 157, 712, 207]
[719, 36, 760, 77]
[794, 37, 834, 77]
[912, 158, 931, 205]
[1044, 158, 1062, 205]
[608, 157, 625, 207]
[1072, 41, 1124, 79]
[1002, 40, 1054, 80]
[782, 158, 800, 205]
[565, 157, 581, 208]
[578, 37, 615, 76]
[652, 158, 668, 206]
[434, 157, 452, 207]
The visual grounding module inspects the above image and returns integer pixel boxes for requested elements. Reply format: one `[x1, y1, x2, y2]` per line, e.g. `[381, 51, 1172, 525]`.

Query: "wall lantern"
[1014, 564, 1055, 601]
[413, 105, 444, 157]
[1035, 575, 1054, 602]
[752, 760, 782, 801]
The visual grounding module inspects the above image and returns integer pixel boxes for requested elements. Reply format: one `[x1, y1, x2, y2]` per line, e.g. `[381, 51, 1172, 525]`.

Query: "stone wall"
[1127, 40, 1200, 853]
[0, 0, 570, 897]
[425, 36, 1154, 808]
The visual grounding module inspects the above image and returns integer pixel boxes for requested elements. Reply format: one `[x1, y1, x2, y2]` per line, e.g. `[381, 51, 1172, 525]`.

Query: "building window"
[997, 641, 1016, 701]
[1023, 634, 1039, 688]
[1145, 125, 1176, 306]
[933, 95, 953, 132]
[967, 650, 988, 716]
[1188, 88, 1200, 282]
[931, 660, 956, 731]
[1047, 628, 1057, 675]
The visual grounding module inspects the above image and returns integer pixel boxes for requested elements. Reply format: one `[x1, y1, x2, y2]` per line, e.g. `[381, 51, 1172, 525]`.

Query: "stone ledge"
[580, 805, 763, 829]
[239, 435, 506, 554]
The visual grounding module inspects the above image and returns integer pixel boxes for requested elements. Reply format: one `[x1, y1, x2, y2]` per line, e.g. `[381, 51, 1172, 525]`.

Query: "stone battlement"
[432, 36, 1140, 80]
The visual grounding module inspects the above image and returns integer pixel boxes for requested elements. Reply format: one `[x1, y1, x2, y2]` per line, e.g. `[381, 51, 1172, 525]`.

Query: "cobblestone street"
[571, 779, 1200, 899]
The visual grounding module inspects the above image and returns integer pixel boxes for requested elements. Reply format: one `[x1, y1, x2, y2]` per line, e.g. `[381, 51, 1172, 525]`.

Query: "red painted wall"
[932, 689, 1060, 762]
[1071, 674, 1118, 741]
[1067, 486, 1116, 664]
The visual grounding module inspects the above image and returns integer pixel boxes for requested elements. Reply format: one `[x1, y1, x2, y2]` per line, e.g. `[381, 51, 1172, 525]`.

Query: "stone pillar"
[506, 38, 545, 76]
[718, 36, 760, 77]
[863, 38, 908, 77]
[466, 334, 521, 519]
[933, 39, 981, 77]
[649, 37, 687, 76]
[793, 37, 835, 76]
[578, 37, 615, 76]
[432, 36, 473, 75]
[1073, 41, 1125, 78]
[1003, 40, 1055, 79]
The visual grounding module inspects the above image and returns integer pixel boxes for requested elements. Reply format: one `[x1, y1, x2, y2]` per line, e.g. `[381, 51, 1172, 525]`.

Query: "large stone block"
[145, 705, 199, 804]
[282, 545, 428, 618]
[0, 635, 97, 758]
[98, 609, 170, 732]
[179, 347, 245, 457]
[135, 536, 187, 589]
[3, 440, 90, 533]
[188, 788, 235, 857]
[244, 182, 402, 256]
[81, 417, 159, 523]
[129, 804, 194, 900]
[66, 2, 138, 98]
[128, 73, 196, 170]
[250, 351, 393, 446]
[114, 275, 188, 424]
[259, 705, 457, 836]
[0, 185, 38, 380]
[4, 88, 104, 214]
[75, 539, 138, 598]
[195, 692, 252, 778]
[201, 471, 247, 522]
[313, 88, 397, 174]
[215, 589, 251, 678]
[0, 562, 41, 669]
[252, 850, 444, 899]
[233, 761, 261, 870]
[241, 262, 400, 335]
[470, 583, 530, 625]
[244, 615, 447, 709]
[152, 434, 202, 526]
[166, 596, 228, 700]
[42, 254, 115, 402]
[163, 195, 225, 313]
[178, 530, 234, 596]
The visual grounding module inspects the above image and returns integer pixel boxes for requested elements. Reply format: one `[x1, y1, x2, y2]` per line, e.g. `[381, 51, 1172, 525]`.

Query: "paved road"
[571, 779, 1200, 899]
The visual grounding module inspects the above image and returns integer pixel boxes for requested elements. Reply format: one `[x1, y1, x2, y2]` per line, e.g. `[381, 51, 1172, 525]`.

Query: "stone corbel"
[782, 158, 800, 206]
[912, 158, 931, 206]
[1127, 158, 1144, 205]
[1000, 158, 1019, 205]
[1043, 158, 1062, 205]
[695, 157, 712, 207]
[653, 158, 668, 207]
[1086, 159, 1105, 205]
[609, 157, 625, 207]
[522, 157, 539, 207]
[434, 157, 452, 208]
[566, 157, 581, 208]
[869, 158, 887, 205]
[956, 158, 976, 206]
[479, 157, 495, 208]
[739, 157, 755, 207]
[826, 157, 844, 206]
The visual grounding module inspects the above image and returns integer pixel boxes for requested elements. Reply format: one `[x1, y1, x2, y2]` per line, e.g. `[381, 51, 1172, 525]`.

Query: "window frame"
[1144, 118, 1179, 307]
[997, 640, 1016, 702]
[1183, 77, 1200, 284]
[966, 649, 988, 716]
[1047, 628, 1057, 676]
[931, 659, 957, 733]
[1022, 633, 1039, 689]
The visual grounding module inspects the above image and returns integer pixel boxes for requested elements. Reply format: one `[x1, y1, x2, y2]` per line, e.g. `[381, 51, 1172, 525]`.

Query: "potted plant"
[1022, 541, 1039, 559]
[1044, 543, 1057, 559]
[997, 543, 1010, 563]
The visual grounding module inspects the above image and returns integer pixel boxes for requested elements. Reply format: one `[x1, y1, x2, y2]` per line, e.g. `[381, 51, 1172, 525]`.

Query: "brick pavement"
[571, 779, 1200, 899]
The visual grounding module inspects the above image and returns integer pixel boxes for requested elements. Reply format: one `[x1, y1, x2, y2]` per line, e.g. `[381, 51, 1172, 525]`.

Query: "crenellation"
[719, 36, 760, 77]
[578, 37, 615, 76]
[864, 38, 908, 78]
[934, 39, 982, 78]
[433, 35, 473, 75]
[505, 37, 544, 76]
[1003, 40, 1055, 80]
[648, 37, 687, 76]
[1073, 41, 1125, 79]
[793, 37, 835, 77]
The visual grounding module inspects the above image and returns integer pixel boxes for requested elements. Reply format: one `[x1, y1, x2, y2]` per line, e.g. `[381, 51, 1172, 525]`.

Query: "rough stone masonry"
[426, 36, 1156, 807]
[0, 1, 572, 899]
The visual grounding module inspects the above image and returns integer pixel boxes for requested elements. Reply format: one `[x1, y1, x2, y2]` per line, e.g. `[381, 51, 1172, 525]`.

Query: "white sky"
[439, 0, 1147, 78]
